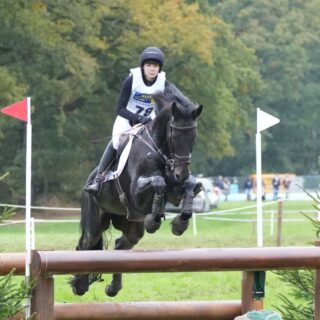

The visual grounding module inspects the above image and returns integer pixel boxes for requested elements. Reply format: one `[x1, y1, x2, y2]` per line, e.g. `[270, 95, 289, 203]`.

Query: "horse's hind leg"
[71, 236, 103, 296]
[105, 216, 144, 297]
[71, 191, 110, 296]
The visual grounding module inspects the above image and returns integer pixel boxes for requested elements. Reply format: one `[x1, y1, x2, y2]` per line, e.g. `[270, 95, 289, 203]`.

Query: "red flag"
[1, 98, 28, 122]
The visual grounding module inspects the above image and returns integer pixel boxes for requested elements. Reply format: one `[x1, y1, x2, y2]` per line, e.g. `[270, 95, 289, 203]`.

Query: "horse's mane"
[153, 83, 195, 113]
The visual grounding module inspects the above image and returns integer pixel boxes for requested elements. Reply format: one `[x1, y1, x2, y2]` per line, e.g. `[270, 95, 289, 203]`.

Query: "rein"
[135, 118, 197, 172]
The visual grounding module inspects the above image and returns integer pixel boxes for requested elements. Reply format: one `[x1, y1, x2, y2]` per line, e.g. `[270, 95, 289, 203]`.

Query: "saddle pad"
[104, 124, 142, 182]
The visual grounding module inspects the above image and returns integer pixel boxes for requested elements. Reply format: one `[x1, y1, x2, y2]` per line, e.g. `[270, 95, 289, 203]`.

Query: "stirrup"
[85, 175, 103, 195]
[85, 182, 101, 195]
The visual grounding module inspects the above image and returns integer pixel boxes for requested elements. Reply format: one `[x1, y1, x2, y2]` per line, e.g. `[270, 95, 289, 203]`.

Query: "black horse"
[71, 84, 203, 297]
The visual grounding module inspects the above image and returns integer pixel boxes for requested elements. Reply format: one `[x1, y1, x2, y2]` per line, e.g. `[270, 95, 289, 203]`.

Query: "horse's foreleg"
[144, 189, 164, 233]
[171, 175, 200, 236]
[135, 176, 166, 233]
[106, 217, 144, 297]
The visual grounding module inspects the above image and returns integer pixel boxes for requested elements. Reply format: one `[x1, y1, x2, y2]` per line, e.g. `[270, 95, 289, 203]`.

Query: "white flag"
[257, 108, 280, 132]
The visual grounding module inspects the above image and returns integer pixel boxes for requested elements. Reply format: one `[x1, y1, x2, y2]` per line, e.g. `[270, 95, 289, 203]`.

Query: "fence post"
[31, 251, 54, 320]
[315, 241, 320, 320]
[276, 199, 283, 246]
[241, 271, 264, 314]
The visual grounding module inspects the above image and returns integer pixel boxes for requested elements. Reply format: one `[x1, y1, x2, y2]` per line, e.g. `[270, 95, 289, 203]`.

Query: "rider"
[86, 46, 169, 195]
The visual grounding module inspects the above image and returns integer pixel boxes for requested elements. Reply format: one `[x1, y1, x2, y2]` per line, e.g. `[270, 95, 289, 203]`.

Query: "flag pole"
[256, 109, 263, 247]
[256, 107, 280, 247]
[25, 97, 32, 319]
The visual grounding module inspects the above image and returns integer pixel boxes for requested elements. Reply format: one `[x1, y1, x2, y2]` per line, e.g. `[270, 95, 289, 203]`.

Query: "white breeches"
[112, 116, 132, 150]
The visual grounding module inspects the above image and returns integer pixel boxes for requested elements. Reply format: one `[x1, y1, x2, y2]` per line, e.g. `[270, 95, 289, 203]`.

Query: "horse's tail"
[77, 190, 103, 251]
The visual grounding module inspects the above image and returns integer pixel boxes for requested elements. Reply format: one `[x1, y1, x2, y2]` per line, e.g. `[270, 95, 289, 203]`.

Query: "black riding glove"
[136, 115, 152, 125]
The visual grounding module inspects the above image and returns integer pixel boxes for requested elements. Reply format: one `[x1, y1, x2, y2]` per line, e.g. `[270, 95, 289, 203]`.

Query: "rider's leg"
[86, 140, 116, 194]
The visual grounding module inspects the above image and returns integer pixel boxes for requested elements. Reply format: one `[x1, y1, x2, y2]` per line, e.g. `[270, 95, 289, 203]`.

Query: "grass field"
[1, 199, 318, 312]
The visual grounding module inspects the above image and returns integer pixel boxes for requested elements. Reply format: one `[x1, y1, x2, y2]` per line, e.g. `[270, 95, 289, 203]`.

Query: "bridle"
[135, 117, 197, 172]
[166, 117, 197, 170]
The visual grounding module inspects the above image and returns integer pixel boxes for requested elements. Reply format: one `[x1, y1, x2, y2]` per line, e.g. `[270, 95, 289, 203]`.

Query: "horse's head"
[152, 84, 203, 183]
[168, 101, 202, 182]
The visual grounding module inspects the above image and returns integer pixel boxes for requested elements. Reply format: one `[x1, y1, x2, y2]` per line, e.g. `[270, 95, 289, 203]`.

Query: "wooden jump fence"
[1, 246, 320, 320]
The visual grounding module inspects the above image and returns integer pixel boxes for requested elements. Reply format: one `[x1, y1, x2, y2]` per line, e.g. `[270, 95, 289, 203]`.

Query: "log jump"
[2, 246, 320, 319]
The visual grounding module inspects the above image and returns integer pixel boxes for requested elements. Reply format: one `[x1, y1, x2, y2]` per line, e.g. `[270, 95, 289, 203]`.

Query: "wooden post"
[276, 199, 283, 246]
[241, 271, 264, 314]
[31, 251, 54, 320]
[241, 271, 254, 313]
[315, 240, 320, 320]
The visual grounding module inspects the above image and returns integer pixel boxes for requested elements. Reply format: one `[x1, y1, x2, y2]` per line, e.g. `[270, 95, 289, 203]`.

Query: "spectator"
[283, 174, 291, 200]
[272, 175, 281, 200]
[223, 177, 230, 202]
[243, 176, 253, 201]
[214, 175, 224, 198]
[262, 179, 267, 201]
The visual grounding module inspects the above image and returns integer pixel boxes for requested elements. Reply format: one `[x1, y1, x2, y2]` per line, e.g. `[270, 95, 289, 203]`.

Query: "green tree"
[274, 191, 320, 319]
[0, 0, 261, 202]
[211, 0, 320, 175]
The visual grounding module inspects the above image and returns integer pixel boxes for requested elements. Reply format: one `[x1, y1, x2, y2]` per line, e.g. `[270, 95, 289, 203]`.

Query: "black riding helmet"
[140, 47, 164, 72]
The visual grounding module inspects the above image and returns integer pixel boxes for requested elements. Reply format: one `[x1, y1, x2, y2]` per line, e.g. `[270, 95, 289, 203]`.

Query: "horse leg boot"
[134, 175, 166, 233]
[144, 191, 164, 233]
[171, 175, 200, 236]
[86, 140, 116, 195]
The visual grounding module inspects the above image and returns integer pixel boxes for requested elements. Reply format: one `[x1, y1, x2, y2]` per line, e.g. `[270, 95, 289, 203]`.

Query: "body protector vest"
[126, 67, 166, 119]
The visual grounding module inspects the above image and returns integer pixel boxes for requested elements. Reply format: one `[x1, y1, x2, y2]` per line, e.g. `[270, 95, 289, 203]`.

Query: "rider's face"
[143, 62, 160, 81]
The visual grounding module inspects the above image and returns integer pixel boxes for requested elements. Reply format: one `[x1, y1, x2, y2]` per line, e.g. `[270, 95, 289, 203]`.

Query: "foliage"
[0, 0, 258, 202]
[211, 0, 320, 175]
[0, 0, 319, 203]
[274, 269, 314, 319]
[0, 173, 16, 222]
[273, 191, 320, 319]
[0, 206, 15, 223]
[0, 175, 33, 319]
[0, 270, 33, 319]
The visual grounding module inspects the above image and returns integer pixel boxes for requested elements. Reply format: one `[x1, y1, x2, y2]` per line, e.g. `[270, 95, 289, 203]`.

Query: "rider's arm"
[116, 75, 138, 124]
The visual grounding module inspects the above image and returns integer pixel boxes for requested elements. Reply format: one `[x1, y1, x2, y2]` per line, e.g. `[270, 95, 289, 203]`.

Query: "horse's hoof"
[144, 214, 161, 233]
[72, 286, 87, 296]
[171, 216, 189, 236]
[105, 284, 121, 297]
[70, 275, 89, 296]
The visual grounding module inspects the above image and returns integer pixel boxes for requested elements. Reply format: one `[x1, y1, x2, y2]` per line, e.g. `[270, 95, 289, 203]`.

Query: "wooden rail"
[0, 252, 25, 275]
[54, 301, 242, 320]
[32, 247, 320, 274]
[2, 247, 320, 319]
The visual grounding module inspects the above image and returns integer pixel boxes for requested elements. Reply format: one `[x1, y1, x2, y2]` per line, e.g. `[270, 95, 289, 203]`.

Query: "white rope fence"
[0, 203, 80, 211]
[1, 200, 318, 241]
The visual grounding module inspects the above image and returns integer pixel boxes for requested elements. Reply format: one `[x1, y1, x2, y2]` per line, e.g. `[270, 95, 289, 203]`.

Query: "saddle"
[102, 124, 146, 221]
[103, 124, 143, 183]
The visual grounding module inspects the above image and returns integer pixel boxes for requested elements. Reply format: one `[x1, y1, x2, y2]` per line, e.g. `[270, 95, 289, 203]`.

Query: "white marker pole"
[256, 108, 280, 247]
[25, 97, 32, 319]
[256, 128, 263, 247]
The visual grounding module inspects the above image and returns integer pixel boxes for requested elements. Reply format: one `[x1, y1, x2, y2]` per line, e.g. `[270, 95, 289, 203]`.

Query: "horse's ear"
[171, 102, 182, 118]
[192, 105, 203, 120]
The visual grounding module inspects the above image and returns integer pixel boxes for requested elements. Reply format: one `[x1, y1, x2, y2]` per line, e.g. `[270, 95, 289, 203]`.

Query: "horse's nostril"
[175, 174, 180, 181]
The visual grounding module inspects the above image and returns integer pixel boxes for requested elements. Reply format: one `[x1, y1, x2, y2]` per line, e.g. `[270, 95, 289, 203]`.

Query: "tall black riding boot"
[86, 141, 116, 195]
